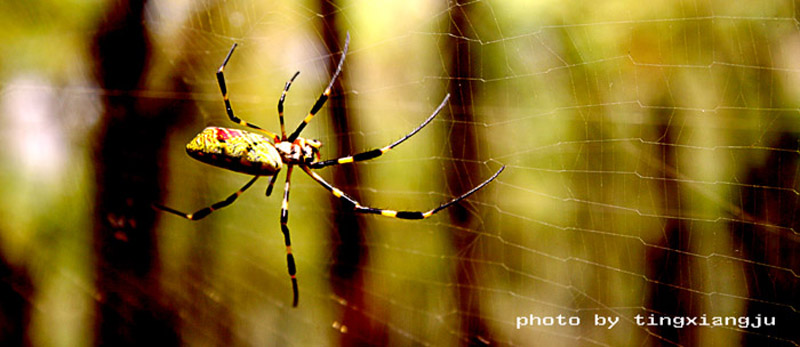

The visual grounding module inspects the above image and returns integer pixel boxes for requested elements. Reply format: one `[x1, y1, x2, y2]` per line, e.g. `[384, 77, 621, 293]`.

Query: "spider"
[154, 33, 505, 307]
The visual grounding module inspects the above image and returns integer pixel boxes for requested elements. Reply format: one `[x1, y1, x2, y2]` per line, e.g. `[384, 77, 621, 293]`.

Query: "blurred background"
[0, 0, 798, 345]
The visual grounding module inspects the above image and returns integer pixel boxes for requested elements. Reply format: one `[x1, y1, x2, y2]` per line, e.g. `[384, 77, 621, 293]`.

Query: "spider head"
[306, 138, 322, 150]
[275, 137, 322, 164]
[304, 138, 323, 162]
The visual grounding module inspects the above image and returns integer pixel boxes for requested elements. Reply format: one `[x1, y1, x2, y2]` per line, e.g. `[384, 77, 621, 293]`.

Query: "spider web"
[150, 1, 800, 345]
[3, 0, 799, 345]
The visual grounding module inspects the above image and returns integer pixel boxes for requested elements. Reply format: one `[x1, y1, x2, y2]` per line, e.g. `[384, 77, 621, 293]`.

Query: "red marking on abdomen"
[215, 128, 243, 141]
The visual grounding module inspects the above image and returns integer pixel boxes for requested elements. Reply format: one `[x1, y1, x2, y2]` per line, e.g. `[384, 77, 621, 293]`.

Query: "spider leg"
[217, 43, 280, 142]
[279, 165, 299, 307]
[265, 172, 281, 196]
[301, 165, 504, 219]
[153, 176, 259, 220]
[309, 94, 450, 169]
[278, 71, 301, 141]
[287, 32, 350, 142]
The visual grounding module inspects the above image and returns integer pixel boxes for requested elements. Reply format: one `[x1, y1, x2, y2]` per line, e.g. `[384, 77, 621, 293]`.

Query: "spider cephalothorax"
[274, 137, 322, 164]
[154, 33, 504, 307]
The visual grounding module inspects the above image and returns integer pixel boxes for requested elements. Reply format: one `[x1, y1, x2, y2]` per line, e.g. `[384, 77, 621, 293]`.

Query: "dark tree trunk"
[91, 1, 179, 345]
[0, 253, 32, 346]
[447, 1, 493, 344]
[644, 107, 694, 345]
[737, 133, 800, 345]
[319, 2, 389, 345]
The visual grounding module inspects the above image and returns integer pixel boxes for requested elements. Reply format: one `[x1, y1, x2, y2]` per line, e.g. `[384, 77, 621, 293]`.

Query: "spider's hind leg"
[278, 71, 301, 140]
[265, 172, 280, 196]
[278, 165, 299, 307]
[216, 43, 280, 141]
[153, 175, 260, 220]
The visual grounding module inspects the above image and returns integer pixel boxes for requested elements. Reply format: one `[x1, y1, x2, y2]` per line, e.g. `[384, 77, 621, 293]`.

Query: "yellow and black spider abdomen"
[186, 127, 282, 176]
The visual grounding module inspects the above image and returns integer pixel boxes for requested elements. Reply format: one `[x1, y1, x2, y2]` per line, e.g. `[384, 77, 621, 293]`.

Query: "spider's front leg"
[301, 165, 505, 220]
[309, 94, 450, 169]
[287, 32, 350, 142]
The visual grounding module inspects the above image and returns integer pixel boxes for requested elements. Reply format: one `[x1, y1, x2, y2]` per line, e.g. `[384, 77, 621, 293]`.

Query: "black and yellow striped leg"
[301, 165, 505, 220]
[153, 176, 260, 220]
[287, 32, 351, 142]
[265, 173, 280, 197]
[278, 71, 301, 140]
[279, 165, 299, 307]
[309, 94, 450, 169]
[217, 43, 280, 141]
